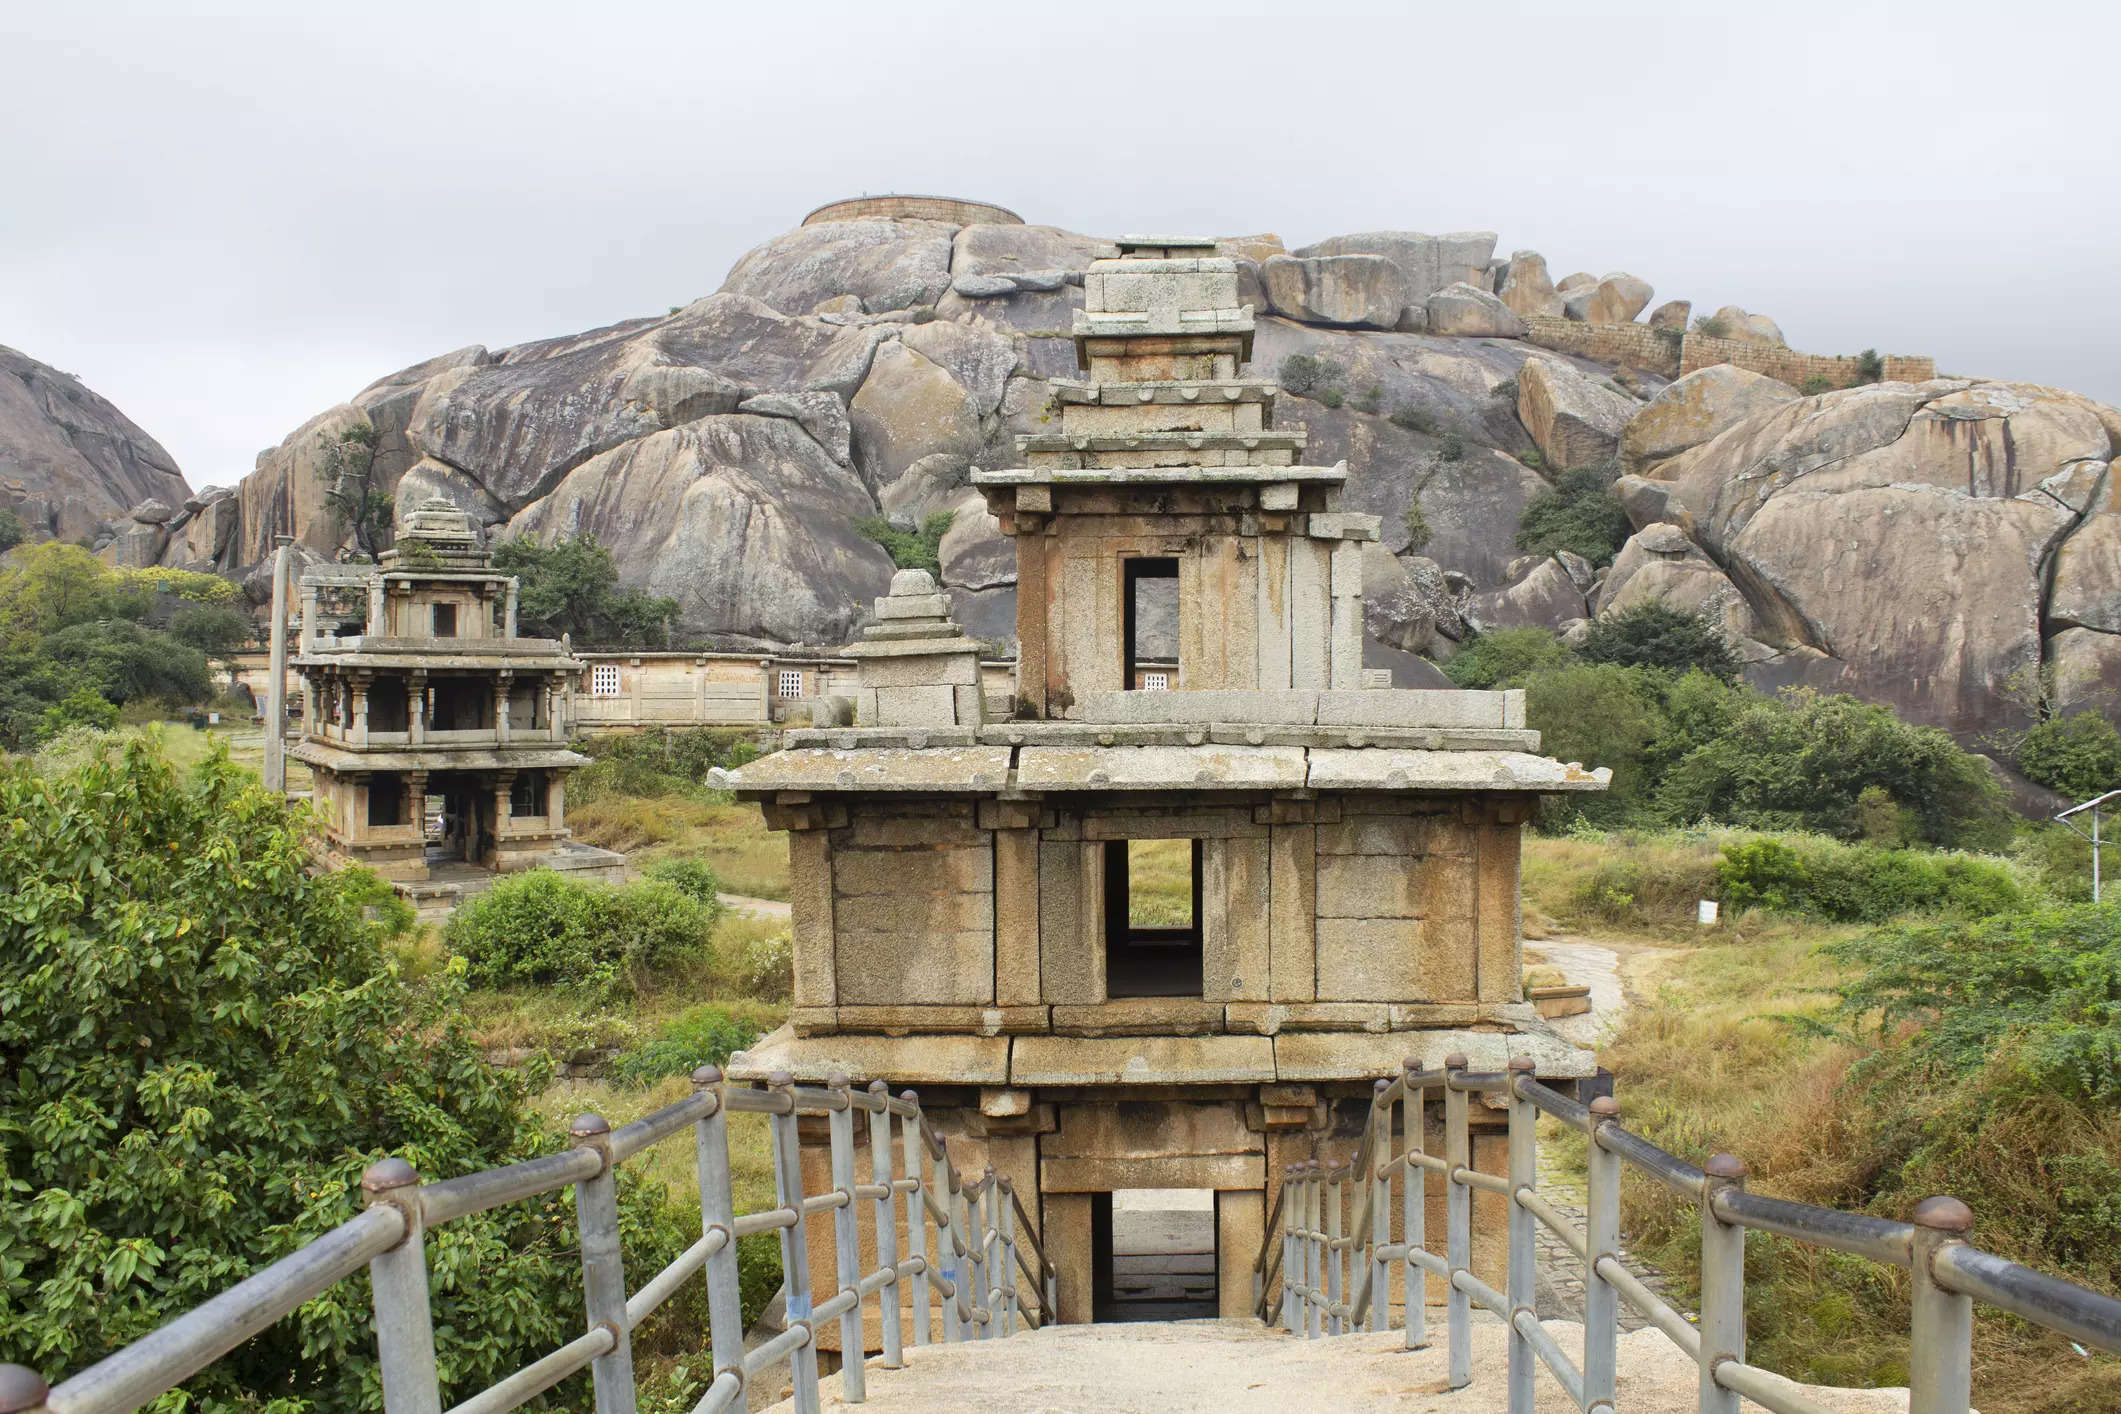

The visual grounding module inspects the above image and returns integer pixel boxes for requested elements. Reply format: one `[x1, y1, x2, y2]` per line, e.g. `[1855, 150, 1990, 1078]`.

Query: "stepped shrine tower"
[719, 237, 1609, 1338]
[290, 498, 614, 891]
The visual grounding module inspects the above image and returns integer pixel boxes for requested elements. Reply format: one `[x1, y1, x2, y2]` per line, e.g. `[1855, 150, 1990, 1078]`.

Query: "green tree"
[2017, 712, 2121, 800]
[0, 738, 709, 1406]
[0, 651, 97, 750]
[1523, 662, 1666, 822]
[38, 686, 119, 739]
[1401, 499, 1432, 555]
[167, 602, 253, 660]
[1656, 687, 2007, 847]
[854, 510, 955, 579]
[1442, 627, 1571, 689]
[0, 541, 114, 642]
[490, 533, 678, 648]
[40, 620, 211, 706]
[1580, 603, 1740, 682]
[319, 423, 390, 560]
[1513, 465, 1632, 566]
[0, 507, 25, 552]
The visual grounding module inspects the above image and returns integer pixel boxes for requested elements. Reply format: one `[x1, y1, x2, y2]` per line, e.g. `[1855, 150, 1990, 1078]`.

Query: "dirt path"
[722, 893, 791, 920]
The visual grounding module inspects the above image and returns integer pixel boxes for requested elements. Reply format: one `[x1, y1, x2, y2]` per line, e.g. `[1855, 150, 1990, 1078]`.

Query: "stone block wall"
[787, 792, 1527, 1036]
[1522, 314, 1936, 390]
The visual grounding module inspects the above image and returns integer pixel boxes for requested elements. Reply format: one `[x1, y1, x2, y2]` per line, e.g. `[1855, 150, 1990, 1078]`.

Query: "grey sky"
[4, 0, 2115, 491]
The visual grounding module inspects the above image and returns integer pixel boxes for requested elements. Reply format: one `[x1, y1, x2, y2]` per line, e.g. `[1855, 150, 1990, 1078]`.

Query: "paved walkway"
[758, 1319, 1914, 1414]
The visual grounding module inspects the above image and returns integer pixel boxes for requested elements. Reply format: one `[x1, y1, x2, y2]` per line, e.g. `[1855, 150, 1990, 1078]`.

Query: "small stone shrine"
[291, 498, 620, 891]
[720, 237, 1610, 1339]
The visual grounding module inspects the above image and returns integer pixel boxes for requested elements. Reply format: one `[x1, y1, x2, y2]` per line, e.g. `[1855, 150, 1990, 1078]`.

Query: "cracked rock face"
[0, 344, 189, 539]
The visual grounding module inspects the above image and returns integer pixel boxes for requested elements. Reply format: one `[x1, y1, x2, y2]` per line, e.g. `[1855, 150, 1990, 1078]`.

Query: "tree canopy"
[490, 533, 678, 648]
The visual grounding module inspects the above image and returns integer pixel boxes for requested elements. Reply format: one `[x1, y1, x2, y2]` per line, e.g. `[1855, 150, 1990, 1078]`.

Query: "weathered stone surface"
[1362, 545, 1469, 656]
[936, 488, 1014, 591]
[726, 1025, 1010, 1085]
[1271, 1027, 1593, 1081]
[1613, 473, 1687, 532]
[901, 319, 1017, 419]
[128, 497, 173, 523]
[2050, 510, 2121, 632]
[950, 223, 1104, 283]
[737, 390, 853, 465]
[1555, 272, 1597, 295]
[1470, 556, 1588, 631]
[1706, 305, 1785, 345]
[719, 217, 958, 316]
[1561, 272, 1653, 325]
[1646, 299, 1691, 332]
[1620, 364, 1799, 476]
[505, 414, 894, 645]
[848, 340, 983, 501]
[1423, 283, 1527, 339]
[1260, 255, 1405, 330]
[1294, 231, 1497, 307]
[1010, 1035, 1275, 1086]
[1518, 358, 1636, 470]
[2049, 627, 2121, 717]
[1497, 250, 1563, 319]
[0, 344, 189, 530]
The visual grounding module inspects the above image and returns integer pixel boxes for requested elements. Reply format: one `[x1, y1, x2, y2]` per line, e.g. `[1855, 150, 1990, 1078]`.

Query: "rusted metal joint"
[570, 1112, 614, 1177]
[692, 1064, 723, 1087]
[0, 1364, 49, 1414]
[360, 1156, 425, 1248]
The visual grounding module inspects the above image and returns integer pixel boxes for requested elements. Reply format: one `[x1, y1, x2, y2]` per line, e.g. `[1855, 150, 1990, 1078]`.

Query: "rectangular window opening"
[367, 773, 403, 828]
[510, 772, 545, 818]
[778, 668, 806, 699]
[1103, 838, 1203, 998]
[590, 664, 622, 697]
[1122, 557, 1179, 692]
[431, 602, 458, 637]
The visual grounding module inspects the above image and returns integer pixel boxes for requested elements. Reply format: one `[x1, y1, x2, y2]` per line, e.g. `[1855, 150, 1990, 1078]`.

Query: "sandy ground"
[760, 1318, 1915, 1414]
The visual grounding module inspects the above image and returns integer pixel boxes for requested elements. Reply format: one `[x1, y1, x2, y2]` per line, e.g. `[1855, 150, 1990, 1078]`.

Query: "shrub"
[573, 727, 761, 804]
[611, 1004, 763, 1087]
[1318, 388, 1344, 409]
[167, 602, 253, 658]
[1355, 383, 1383, 414]
[644, 855, 727, 908]
[1438, 432, 1466, 462]
[1513, 464, 1632, 566]
[854, 510, 955, 578]
[1277, 354, 1345, 397]
[1520, 448, 1545, 471]
[0, 506, 24, 552]
[1800, 374, 1834, 396]
[720, 924, 794, 1002]
[1692, 313, 1733, 338]
[2017, 712, 2121, 800]
[1716, 835, 2024, 922]
[1524, 663, 1667, 822]
[0, 738, 708, 1406]
[446, 871, 716, 998]
[1490, 376, 1518, 405]
[1401, 499, 1432, 554]
[1580, 603, 1740, 682]
[1442, 627, 1572, 689]
[1388, 405, 1437, 435]
[1855, 348, 1885, 384]
[39, 619, 211, 705]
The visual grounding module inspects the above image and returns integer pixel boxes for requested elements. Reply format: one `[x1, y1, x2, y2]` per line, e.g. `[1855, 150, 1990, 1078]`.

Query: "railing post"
[998, 1174, 1020, 1335]
[1403, 1057, 1428, 1352]
[570, 1114, 638, 1414]
[694, 1069, 750, 1414]
[1280, 1167, 1299, 1332]
[1368, 1078, 1390, 1335]
[1304, 1163, 1323, 1340]
[1505, 1056, 1538, 1414]
[981, 1169, 1002, 1338]
[900, 1091, 931, 1347]
[1583, 1096, 1621, 1414]
[767, 1071, 824, 1414]
[0, 1367, 46, 1414]
[361, 1158, 442, 1414]
[961, 1166, 985, 1339]
[1698, 1153, 1749, 1414]
[1909, 1197, 1976, 1414]
[866, 1082, 904, 1369]
[1443, 1052, 1472, 1390]
[934, 1140, 962, 1343]
[825, 1073, 867, 1403]
[1325, 1161, 1344, 1336]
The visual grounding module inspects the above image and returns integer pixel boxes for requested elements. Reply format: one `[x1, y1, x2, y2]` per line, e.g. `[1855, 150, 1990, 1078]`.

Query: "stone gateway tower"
[721, 238, 1608, 1337]
[290, 498, 616, 894]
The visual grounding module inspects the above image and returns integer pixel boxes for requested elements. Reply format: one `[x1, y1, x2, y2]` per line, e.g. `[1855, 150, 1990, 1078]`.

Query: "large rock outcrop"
[1, 344, 189, 540]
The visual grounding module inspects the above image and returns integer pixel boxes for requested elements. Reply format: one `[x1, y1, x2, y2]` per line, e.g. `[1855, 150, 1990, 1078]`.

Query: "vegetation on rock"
[2016, 712, 2121, 800]
[1513, 463, 1632, 566]
[491, 532, 678, 648]
[854, 509, 955, 579]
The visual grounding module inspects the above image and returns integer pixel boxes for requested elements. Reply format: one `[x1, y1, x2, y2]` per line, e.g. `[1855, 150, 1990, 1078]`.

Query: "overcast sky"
[5, 1, 2116, 491]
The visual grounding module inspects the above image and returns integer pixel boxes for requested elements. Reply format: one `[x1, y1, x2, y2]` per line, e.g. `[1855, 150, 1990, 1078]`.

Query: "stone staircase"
[756, 1319, 1916, 1414]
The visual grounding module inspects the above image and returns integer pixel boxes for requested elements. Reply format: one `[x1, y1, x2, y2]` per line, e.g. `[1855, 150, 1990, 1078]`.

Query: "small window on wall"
[590, 664, 621, 697]
[510, 772, 545, 818]
[1103, 838, 1204, 998]
[1141, 671, 1169, 691]
[1123, 558, 1179, 691]
[367, 773, 404, 828]
[778, 668, 805, 699]
[431, 602, 458, 637]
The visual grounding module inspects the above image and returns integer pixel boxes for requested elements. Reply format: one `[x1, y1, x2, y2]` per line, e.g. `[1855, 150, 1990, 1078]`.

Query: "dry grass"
[1126, 837, 1195, 927]
[522, 1073, 779, 1215]
[570, 794, 791, 900]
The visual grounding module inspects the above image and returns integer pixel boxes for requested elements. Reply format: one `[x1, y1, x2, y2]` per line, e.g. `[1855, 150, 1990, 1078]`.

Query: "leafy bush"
[492, 533, 678, 648]
[1716, 835, 2024, 922]
[1692, 313, 1733, 338]
[1580, 603, 1740, 682]
[0, 737, 710, 1406]
[1520, 448, 1545, 471]
[644, 855, 726, 907]
[0, 507, 25, 552]
[1437, 432, 1466, 462]
[612, 1005, 764, 1087]
[446, 870, 716, 998]
[854, 510, 955, 578]
[1442, 627, 1571, 689]
[1277, 354, 1345, 398]
[40, 619, 211, 705]
[1490, 376, 1518, 405]
[2017, 712, 2121, 800]
[572, 727, 761, 805]
[1355, 383, 1383, 414]
[1524, 663, 1667, 822]
[1318, 388, 1345, 409]
[167, 602, 253, 658]
[1388, 405, 1437, 435]
[1800, 374, 1834, 396]
[1401, 499, 1432, 554]
[1514, 463, 1632, 566]
[1855, 348, 1885, 384]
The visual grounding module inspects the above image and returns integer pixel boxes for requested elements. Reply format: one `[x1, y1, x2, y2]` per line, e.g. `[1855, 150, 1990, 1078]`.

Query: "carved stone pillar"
[505, 576, 520, 638]
[351, 673, 370, 747]
[408, 669, 427, 745]
[496, 670, 513, 744]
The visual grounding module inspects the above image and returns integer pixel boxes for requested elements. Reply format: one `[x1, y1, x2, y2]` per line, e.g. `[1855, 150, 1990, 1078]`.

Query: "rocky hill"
[156, 201, 2121, 743]
[1, 345, 192, 545]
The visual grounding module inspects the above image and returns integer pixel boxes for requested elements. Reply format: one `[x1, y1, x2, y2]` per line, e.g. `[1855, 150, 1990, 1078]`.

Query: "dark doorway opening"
[1104, 839, 1203, 997]
[1092, 1190, 1217, 1322]
[1122, 557, 1179, 691]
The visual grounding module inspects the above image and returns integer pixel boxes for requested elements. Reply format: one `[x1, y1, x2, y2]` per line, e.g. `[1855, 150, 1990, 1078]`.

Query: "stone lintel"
[1041, 1154, 1264, 1193]
[713, 746, 1012, 793]
[1305, 748, 1611, 793]
[725, 1027, 1010, 1086]
[842, 635, 983, 659]
[1010, 1035, 1275, 1086]
[1269, 1028, 1595, 1083]
[1050, 379, 1278, 405]
[1013, 744, 1309, 791]
[783, 727, 980, 750]
[971, 463, 1346, 487]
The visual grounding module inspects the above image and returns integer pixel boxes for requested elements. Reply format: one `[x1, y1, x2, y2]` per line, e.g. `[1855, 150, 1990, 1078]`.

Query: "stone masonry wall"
[1522, 314, 1935, 390]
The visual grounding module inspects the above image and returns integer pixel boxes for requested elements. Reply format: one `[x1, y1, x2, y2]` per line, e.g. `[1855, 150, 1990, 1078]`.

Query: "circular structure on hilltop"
[802, 194, 1023, 227]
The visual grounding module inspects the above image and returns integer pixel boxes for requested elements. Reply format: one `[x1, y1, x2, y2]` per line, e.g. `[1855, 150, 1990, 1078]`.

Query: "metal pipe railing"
[1251, 1053, 2121, 1414]
[1, 1065, 1059, 1414]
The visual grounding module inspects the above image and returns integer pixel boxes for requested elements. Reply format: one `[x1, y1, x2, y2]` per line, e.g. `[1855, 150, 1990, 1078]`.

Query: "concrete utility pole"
[264, 535, 292, 794]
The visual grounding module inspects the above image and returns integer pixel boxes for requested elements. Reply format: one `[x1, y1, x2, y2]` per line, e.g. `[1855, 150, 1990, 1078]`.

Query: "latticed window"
[778, 668, 805, 699]
[1142, 671, 1169, 691]
[590, 664, 621, 697]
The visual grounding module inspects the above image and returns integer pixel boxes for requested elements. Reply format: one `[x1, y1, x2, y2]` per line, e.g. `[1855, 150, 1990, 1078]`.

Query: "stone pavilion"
[290, 498, 619, 890]
[720, 237, 1609, 1337]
